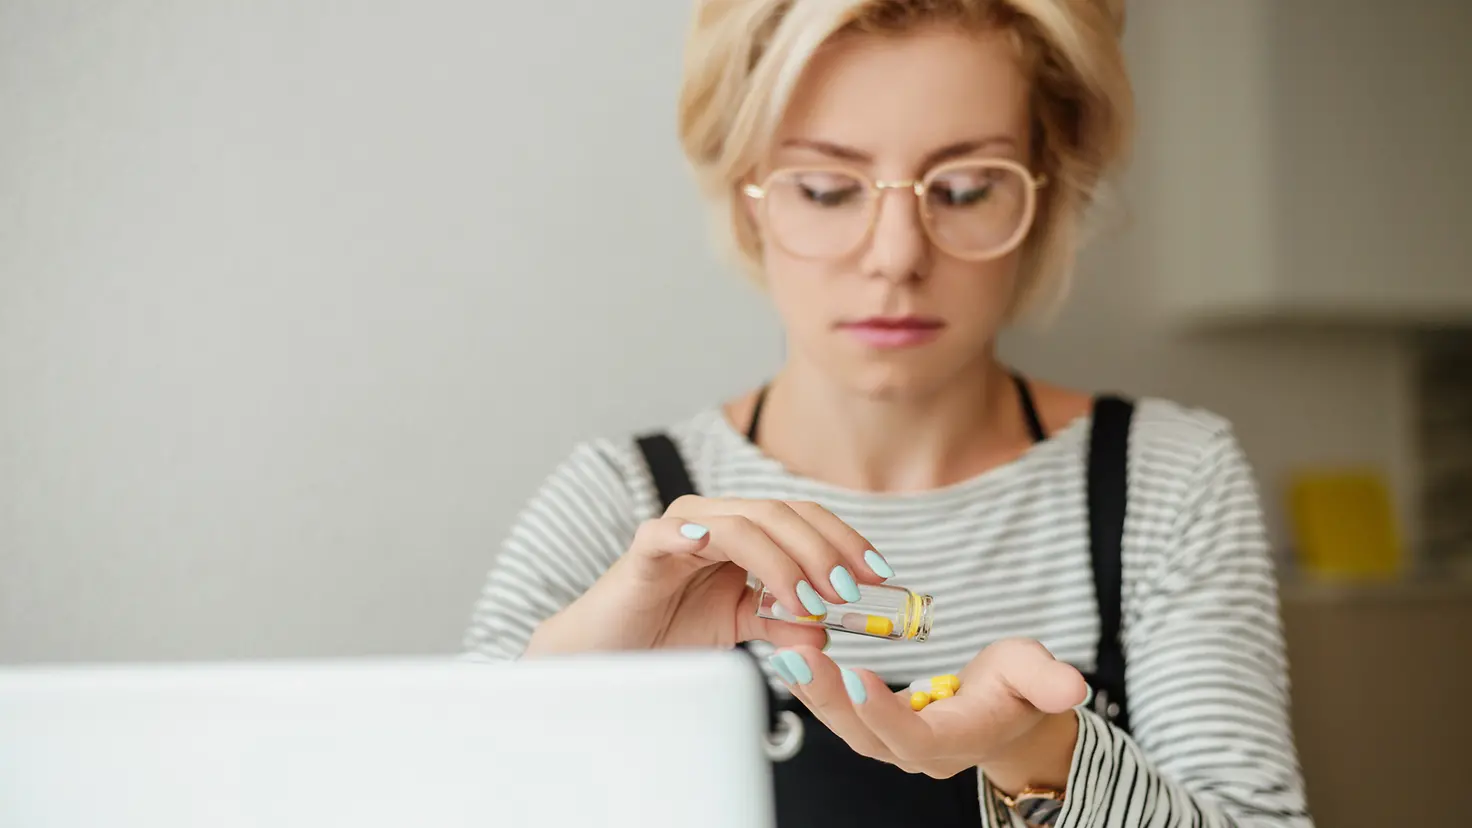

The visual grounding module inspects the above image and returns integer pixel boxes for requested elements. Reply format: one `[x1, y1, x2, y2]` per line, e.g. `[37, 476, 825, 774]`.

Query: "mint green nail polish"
[864, 550, 894, 579]
[829, 565, 861, 603]
[795, 580, 827, 617]
[679, 523, 708, 540]
[778, 651, 813, 685]
[768, 655, 796, 684]
[841, 668, 867, 704]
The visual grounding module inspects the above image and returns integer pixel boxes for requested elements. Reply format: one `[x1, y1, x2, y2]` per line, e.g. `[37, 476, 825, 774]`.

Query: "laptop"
[0, 650, 776, 827]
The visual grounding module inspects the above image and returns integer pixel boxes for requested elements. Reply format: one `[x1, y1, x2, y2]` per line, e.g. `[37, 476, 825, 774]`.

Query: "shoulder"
[1127, 397, 1239, 464]
[540, 407, 735, 521]
[1125, 396, 1249, 489]
[1028, 374, 1247, 483]
[1120, 397, 1265, 544]
[1038, 388, 1260, 542]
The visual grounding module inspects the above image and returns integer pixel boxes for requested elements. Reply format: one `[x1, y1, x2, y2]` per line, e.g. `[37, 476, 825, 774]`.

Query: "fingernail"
[821, 630, 831, 652]
[829, 565, 861, 603]
[767, 654, 796, 684]
[778, 651, 813, 685]
[795, 581, 827, 617]
[679, 523, 708, 540]
[840, 667, 867, 704]
[863, 550, 894, 579]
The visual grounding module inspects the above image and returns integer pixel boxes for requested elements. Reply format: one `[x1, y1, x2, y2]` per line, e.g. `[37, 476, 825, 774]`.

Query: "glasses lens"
[761, 169, 873, 259]
[923, 163, 1031, 258]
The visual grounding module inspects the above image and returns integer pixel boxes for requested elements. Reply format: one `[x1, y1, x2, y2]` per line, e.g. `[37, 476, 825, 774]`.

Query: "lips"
[843, 316, 944, 330]
[837, 316, 945, 349]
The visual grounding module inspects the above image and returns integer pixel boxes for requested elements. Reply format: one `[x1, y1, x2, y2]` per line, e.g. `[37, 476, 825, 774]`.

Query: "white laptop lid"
[0, 650, 775, 828]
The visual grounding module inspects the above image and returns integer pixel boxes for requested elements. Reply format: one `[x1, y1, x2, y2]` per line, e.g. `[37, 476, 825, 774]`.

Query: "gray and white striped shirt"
[464, 398, 1312, 827]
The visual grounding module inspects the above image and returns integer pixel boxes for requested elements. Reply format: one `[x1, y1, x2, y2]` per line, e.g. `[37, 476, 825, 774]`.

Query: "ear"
[1096, 0, 1127, 37]
[731, 179, 764, 256]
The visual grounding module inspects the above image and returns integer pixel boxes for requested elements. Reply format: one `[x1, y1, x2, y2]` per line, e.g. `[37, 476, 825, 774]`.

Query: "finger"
[694, 514, 824, 621]
[994, 639, 1089, 714]
[627, 516, 713, 562]
[726, 499, 857, 606]
[784, 500, 894, 584]
[843, 667, 943, 766]
[735, 588, 828, 649]
[773, 647, 894, 763]
[671, 495, 853, 607]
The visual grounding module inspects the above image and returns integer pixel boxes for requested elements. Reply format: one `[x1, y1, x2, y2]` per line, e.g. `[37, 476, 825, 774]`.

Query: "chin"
[838, 359, 963, 401]
[796, 331, 992, 401]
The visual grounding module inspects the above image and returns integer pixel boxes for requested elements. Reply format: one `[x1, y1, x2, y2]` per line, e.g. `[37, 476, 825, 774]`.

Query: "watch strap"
[994, 784, 1066, 826]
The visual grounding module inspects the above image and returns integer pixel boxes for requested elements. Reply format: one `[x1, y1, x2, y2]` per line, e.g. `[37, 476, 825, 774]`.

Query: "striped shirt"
[464, 398, 1313, 827]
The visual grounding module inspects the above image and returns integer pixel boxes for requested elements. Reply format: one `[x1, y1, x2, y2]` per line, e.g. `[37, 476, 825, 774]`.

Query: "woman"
[465, 0, 1312, 825]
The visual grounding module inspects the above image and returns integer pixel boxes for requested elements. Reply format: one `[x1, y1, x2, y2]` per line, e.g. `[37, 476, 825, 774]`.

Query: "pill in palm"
[906, 674, 962, 710]
[907, 674, 960, 695]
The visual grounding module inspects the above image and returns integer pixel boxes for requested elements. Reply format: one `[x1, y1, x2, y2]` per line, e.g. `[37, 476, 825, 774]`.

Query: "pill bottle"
[751, 579, 934, 642]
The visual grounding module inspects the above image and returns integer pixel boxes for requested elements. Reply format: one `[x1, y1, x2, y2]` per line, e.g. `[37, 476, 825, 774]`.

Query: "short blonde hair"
[677, 0, 1132, 322]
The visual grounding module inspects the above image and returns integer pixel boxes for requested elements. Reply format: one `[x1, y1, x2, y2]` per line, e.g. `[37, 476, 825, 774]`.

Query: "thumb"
[735, 586, 829, 649]
[996, 639, 1089, 714]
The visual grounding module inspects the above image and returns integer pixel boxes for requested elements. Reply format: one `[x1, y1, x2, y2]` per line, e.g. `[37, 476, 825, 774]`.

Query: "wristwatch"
[993, 784, 1066, 826]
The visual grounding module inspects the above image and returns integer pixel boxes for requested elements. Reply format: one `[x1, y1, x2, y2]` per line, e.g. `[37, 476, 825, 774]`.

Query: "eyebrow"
[778, 135, 1019, 168]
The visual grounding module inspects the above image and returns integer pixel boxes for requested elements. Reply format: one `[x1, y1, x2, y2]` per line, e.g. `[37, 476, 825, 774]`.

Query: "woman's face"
[753, 26, 1035, 399]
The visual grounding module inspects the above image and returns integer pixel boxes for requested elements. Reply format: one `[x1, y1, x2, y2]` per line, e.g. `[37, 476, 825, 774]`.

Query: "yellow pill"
[910, 691, 931, 711]
[796, 614, 824, 622]
[866, 615, 894, 636]
[931, 686, 954, 700]
[838, 613, 895, 637]
[933, 674, 961, 693]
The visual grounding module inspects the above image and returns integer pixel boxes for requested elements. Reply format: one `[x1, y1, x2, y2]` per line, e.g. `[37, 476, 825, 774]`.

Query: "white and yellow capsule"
[906, 674, 962, 709]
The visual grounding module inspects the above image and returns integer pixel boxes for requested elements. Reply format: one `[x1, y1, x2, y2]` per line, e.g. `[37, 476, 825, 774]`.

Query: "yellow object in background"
[1287, 469, 1403, 579]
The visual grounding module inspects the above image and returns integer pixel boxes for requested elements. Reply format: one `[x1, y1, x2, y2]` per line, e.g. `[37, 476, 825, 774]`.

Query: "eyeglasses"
[742, 158, 1046, 262]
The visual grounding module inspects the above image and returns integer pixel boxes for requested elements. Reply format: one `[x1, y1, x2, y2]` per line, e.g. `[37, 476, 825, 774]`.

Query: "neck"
[758, 352, 1026, 492]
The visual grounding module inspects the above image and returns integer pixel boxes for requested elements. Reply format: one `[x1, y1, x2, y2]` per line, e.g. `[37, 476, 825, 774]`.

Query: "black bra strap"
[746, 386, 770, 444]
[1086, 394, 1134, 733]
[1011, 372, 1047, 444]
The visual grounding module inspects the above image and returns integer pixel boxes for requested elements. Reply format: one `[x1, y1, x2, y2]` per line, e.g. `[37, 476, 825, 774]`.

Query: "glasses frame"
[742, 157, 1047, 263]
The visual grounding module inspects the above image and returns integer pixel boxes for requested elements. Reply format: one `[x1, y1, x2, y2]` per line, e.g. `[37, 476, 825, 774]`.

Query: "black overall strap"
[635, 433, 696, 514]
[1086, 395, 1134, 733]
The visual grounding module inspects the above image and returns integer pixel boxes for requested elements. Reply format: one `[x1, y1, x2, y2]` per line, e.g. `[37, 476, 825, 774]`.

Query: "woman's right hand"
[524, 495, 893, 655]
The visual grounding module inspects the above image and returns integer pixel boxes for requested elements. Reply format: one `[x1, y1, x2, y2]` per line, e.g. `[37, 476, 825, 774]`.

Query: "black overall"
[635, 375, 1134, 826]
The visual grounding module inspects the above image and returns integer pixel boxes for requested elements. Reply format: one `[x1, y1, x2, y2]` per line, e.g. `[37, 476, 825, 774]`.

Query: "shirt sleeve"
[461, 441, 645, 660]
[1044, 428, 1313, 827]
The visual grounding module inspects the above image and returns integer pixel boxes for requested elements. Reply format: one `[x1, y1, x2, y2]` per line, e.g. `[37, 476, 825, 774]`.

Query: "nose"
[859, 184, 930, 283]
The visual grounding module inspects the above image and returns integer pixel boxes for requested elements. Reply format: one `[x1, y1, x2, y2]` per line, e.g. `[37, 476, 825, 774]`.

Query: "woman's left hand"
[769, 638, 1089, 786]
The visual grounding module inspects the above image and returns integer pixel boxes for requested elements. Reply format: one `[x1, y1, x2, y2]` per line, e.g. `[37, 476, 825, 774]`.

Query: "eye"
[792, 172, 864, 207]
[929, 174, 995, 207]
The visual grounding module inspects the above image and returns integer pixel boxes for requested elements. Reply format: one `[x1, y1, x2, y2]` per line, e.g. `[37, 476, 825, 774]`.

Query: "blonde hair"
[677, 0, 1132, 322]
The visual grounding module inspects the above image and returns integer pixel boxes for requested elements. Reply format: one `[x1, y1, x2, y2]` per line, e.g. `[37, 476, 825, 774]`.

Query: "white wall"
[0, 0, 781, 663]
[1005, 0, 1419, 565]
[0, 1, 1413, 663]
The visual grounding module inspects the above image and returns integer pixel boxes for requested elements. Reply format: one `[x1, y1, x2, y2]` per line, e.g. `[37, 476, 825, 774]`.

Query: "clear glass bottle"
[752, 579, 934, 642]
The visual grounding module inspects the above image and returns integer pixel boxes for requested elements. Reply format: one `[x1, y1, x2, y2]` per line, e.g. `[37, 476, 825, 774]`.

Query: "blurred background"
[1, 0, 1468, 824]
